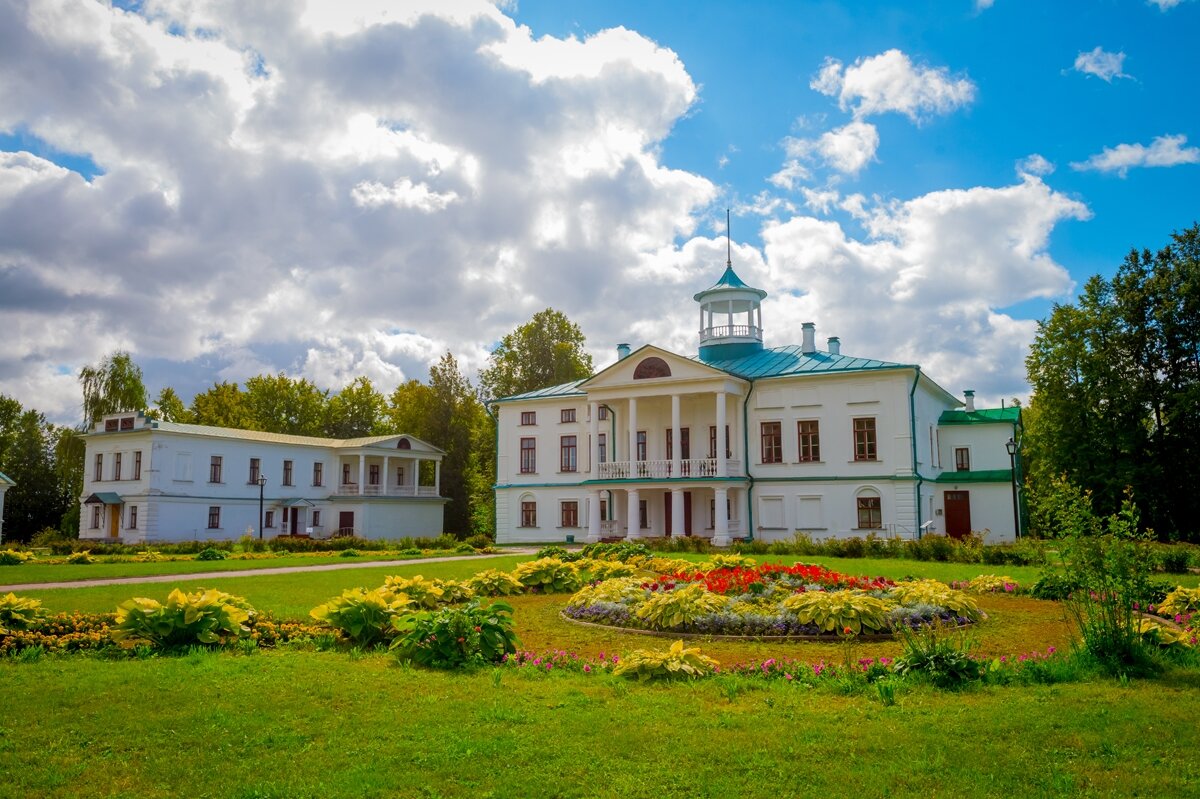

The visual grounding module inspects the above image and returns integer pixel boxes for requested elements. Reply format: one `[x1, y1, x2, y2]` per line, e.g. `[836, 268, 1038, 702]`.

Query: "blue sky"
[0, 0, 1196, 422]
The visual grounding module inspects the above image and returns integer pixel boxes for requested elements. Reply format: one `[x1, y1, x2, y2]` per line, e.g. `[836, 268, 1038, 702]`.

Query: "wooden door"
[338, 511, 355, 536]
[109, 505, 120, 539]
[663, 492, 672, 537]
[289, 507, 300, 536]
[944, 491, 971, 539]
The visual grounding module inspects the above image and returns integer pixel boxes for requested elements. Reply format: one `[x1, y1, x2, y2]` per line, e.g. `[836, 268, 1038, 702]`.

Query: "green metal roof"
[127, 421, 444, 452]
[699, 345, 912, 380]
[84, 492, 124, 504]
[692, 265, 768, 302]
[938, 407, 1021, 425]
[490, 378, 588, 404]
[934, 469, 1014, 483]
[0, 470, 13, 487]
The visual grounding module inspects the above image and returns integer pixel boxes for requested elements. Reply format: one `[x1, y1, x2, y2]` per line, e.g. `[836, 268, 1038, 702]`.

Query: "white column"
[357, 454, 365, 496]
[434, 461, 441, 497]
[589, 401, 600, 479]
[670, 394, 681, 478]
[382, 455, 390, 496]
[726, 300, 733, 330]
[413, 457, 420, 492]
[671, 489, 684, 537]
[627, 397, 638, 477]
[587, 489, 602, 543]
[626, 489, 641, 539]
[713, 487, 730, 547]
[699, 306, 704, 335]
[716, 391, 727, 477]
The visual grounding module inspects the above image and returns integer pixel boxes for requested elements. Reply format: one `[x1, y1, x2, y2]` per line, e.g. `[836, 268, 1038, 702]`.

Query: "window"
[249, 458, 261, 483]
[312, 462, 324, 487]
[639, 500, 648, 529]
[955, 447, 970, 472]
[91, 505, 102, 528]
[761, 421, 783, 464]
[342, 463, 352, 485]
[798, 420, 821, 462]
[207, 506, 221, 529]
[633, 356, 671, 379]
[598, 433, 607, 464]
[857, 496, 882, 529]
[120, 416, 134, 430]
[265, 510, 275, 528]
[708, 425, 732, 459]
[520, 438, 536, 474]
[128, 505, 137, 530]
[133, 451, 142, 480]
[853, 418, 877, 461]
[369, 464, 380, 485]
[283, 460, 293, 486]
[312, 510, 321, 527]
[561, 408, 576, 423]
[520, 501, 537, 528]
[114, 452, 122, 481]
[665, 429, 691, 459]
[636, 431, 647, 461]
[600, 499, 607, 521]
[598, 406, 608, 421]
[560, 435, 577, 472]
[94, 453, 103, 482]
[561, 500, 578, 527]
[209, 456, 223, 483]
[396, 466, 405, 485]
[520, 411, 536, 426]
[105, 419, 118, 432]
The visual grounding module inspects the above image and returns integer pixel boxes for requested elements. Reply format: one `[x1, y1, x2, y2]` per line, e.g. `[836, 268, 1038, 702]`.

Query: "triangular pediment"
[581, 345, 743, 393]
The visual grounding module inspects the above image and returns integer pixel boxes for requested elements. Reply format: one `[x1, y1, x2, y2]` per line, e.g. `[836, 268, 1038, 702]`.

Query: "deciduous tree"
[480, 309, 594, 400]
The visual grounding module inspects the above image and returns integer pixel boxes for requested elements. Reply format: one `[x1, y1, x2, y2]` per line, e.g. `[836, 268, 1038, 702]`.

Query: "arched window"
[855, 487, 882, 530]
[633, 356, 671, 379]
[519, 493, 537, 528]
[397, 438, 411, 450]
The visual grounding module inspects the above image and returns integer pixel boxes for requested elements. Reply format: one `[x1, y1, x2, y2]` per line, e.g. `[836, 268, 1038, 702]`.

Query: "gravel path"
[0, 549, 541, 592]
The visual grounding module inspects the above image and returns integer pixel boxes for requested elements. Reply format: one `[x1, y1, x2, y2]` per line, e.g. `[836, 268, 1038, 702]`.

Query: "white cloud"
[1016, 153, 1055, 178]
[1147, 0, 1185, 10]
[1071, 134, 1200, 177]
[810, 49, 976, 120]
[350, 179, 460, 212]
[1073, 47, 1131, 82]
[772, 121, 879, 186]
[975, 0, 996, 9]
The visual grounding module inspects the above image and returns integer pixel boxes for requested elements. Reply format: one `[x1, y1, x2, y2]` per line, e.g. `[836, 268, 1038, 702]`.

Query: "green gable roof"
[699, 345, 912, 380]
[934, 469, 1014, 483]
[938, 407, 1021, 426]
[490, 378, 588, 404]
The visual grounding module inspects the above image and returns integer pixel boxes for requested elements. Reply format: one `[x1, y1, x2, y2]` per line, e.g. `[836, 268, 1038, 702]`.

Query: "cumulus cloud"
[1147, 0, 1185, 9]
[1071, 134, 1200, 177]
[810, 49, 976, 121]
[1016, 154, 1055, 178]
[776, 121, 880, 182]
[1073, 47, 1131, 82]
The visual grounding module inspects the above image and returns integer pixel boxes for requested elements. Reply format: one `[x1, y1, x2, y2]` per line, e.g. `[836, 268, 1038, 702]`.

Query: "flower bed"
[563, 563, 982, 640]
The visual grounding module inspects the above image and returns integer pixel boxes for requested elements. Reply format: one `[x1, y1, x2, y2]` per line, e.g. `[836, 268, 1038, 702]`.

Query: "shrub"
[780, 590, 896, 634]
[0, 550, 32, 566]
[30, 527, 72, 548]
[1158, 546, 1192, 574]
[339, 549, 360, 558]
[238, 535, 269, 553]
[112, 589, 254, 649]
[839, 537, 867, 559]
[134, 550, 166, 563]
[893, 621, 983, 688]
[633, 584, 725, 630]
[400, 547, 422, 556]
[535, 545, 571, 561]
[913, 535, 954, 562]
[887, 580, 981, 621]
[454, 543, 476, 554]
[0, 593, 47, 633]
[1157, 586, 1200, 618]
[464, 534, 494, 550]
[512, 558, 582, 593]
[196, 547, 227, 561]
[309, 588, 413, 647]
[383, 575, 475, 608]
[1030, 572, 1076, 601]
[580, 541, 652, 563]
[392, 600, 519, 669]
[67, 551, 95, 565]
[466, 569, 524, 597]
[612, 640, 719, 681]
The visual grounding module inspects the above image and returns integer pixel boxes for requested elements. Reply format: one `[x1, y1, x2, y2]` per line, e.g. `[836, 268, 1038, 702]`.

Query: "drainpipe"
[602, 404, 617, 524]
[742, 378, 757, 542]
[908, 367, 924, 541]
[486, 401, 500, 537]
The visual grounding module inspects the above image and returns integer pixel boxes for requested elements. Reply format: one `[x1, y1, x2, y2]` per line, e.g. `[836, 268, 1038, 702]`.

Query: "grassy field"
[3, 650, 1199, 798]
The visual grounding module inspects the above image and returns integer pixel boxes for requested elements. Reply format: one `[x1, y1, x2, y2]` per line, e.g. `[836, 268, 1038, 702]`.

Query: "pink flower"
[784, 673, 793, 681]
[583, 664, 591, 673]
[1047, 646, 1056, 654]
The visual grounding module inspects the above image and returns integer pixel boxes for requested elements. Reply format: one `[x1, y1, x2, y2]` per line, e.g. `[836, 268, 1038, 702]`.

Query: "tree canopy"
[79, 351, 148, 428]
[479, 308, 593, 400]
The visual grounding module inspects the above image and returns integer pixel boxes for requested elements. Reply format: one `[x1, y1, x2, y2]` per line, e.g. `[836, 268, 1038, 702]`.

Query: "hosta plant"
[1156, 586, 1200, 618]
[0, 593, 47, 633]
[392, 600, 519, 669]
[67, 551, 94, 565]
[633, 583, 726, 630]
[466, 569, 525, 597]
[612, 639, 719, 681]
[567, 577, 646, 609]
[632, 556, 696, 576]
[966, 575, 1019, 594]
[134, 550, 165, 563]
[888, 580, 981, 621]
[700, 554, 758, 571]
[310, 587, 414, 646]
[1135, 617, 1193, 648]
[0, 550, 32, 566]
[576, 559, 637, 581]
[513, 558, 582, 593]
[112, 588, 254, 649]
[781, 590, 896, 634]
[383, 575, 474, 608]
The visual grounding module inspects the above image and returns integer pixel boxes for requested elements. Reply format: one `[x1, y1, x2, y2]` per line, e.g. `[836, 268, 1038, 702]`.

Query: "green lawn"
[0, 551, 504, 586]
[3, 650, 1198, 798]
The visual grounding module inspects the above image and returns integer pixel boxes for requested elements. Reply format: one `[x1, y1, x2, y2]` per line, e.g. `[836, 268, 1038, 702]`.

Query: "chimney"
[617, 343, 631, 360]
[827, 336, 840, 356]
[801, 322, 816, 354]
[964, 389, 975, 413]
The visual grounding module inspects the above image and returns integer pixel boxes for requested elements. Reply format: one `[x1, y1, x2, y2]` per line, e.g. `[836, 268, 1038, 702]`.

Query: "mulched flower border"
[559, 610, 984, 643]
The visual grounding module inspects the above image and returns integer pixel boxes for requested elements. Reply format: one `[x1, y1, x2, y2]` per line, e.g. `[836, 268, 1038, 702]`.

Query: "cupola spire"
[693, 212, 768, 362]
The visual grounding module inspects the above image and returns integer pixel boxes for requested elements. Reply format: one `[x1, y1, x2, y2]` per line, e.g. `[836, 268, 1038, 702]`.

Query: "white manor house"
[78, 416, 447, 542]
[492, 264, 1023, 546]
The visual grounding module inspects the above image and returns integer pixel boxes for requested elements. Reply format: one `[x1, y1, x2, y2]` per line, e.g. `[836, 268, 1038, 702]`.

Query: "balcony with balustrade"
[596, 458, 745, 480]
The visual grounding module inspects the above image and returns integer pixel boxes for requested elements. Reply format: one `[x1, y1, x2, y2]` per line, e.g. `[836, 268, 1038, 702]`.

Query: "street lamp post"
[257, 475, 268, 540]
[1005, 438, 1020, 540]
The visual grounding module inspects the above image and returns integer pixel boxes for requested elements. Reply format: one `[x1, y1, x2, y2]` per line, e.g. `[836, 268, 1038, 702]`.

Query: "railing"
[597, 458, 744, 480]
[335, 484, 440, 497]
[700, 324, 761, 342]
